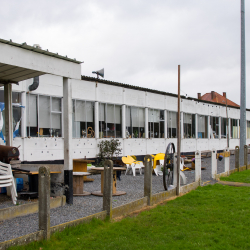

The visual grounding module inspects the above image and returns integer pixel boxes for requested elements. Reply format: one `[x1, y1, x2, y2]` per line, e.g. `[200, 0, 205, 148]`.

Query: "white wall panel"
[72, 80, 95, 101]
[27, 74, 63, 97]
[97, 84, 123, 104]
[147, 92, 165, 109]
[124, 89, 145, 107]
[165, 96, 178, 111]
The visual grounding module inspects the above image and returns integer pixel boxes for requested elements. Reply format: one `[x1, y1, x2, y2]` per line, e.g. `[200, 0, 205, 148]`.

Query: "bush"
[96, 139, 122, 167]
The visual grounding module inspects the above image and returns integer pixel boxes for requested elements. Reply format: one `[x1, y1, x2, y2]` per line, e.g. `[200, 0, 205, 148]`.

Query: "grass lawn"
[9, 184, 250, 250]
[220, 169, 250, 183]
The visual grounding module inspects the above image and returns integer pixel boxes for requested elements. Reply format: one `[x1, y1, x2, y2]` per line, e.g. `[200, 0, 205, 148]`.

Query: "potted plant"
[96, 139, 122, 167]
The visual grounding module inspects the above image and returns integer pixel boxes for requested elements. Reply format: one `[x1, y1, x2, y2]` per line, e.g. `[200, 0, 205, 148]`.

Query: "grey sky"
[1, 1, 249, 107]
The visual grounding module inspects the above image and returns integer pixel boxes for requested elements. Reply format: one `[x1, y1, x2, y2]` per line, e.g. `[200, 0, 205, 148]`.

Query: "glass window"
[148, 109, 165, 138]
[126, 106, 145, 138]
[197, 115, 208, 138]
[231, 119, 238, 139]
[26, 94, 62, 137]
[210, 116, 219, 138]
[247, 121, 250, 139]
[72, 100, 95, 138]
[167, 111, 177, 138]
[0, 91, 23, 139]
[99, 103, 122, 138]
[221, 118, 228, 139]
[183, 113, 196, 138]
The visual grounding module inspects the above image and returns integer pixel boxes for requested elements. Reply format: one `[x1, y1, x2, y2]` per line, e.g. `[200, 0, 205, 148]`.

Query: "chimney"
[223, 92, 226, 98]
[211, 91, 215, 100]
[197, 93, 201, 100]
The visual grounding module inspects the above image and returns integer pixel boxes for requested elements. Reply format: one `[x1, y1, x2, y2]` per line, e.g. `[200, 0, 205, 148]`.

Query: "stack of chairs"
[0, 161, 17, 204]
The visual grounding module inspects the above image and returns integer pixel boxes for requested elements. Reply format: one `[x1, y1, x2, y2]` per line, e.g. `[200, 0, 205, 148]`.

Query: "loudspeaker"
[92, 68, 104, 78]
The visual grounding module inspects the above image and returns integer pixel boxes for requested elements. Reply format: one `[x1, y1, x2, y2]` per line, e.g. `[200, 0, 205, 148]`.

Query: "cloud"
[0, 0, 249, 107]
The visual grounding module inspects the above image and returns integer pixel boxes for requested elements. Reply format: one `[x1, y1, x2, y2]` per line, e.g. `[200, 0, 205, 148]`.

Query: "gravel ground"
[0, 153, 248, 243]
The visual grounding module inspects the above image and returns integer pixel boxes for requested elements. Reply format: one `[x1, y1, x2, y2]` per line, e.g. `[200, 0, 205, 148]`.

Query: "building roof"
[0, 38, 82, 64]
[0, 38, 82, 83]
[200, 91, 240, 108]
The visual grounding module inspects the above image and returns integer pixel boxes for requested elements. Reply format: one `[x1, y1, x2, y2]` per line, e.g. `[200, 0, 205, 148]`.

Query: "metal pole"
[176, 65, 181, 195]
[240, 0, 246, 166]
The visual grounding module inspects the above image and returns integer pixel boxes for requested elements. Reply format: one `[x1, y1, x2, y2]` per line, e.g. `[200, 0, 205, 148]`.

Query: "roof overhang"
[0, 38, 82, 84]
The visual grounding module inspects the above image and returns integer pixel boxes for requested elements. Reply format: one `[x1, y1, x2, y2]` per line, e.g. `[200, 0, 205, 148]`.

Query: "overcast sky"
[1, 1, 249, 107]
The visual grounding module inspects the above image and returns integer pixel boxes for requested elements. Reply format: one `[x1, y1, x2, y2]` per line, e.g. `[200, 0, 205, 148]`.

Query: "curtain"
[115, 105, 121, 124]
[139, 108, 145, 127]
[167, 111, 177, 128]
[39, 95, 50, 128]
[27, 94, 37, 127]
[99, 103, 105, 122]
[184, 113, 192, 124]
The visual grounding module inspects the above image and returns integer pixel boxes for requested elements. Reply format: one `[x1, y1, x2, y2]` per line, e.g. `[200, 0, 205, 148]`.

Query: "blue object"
[16, 178, 23, 192]
[198, 132, 203, 138]
[218, 155, 223, 161]
[0, 187, 7, 193]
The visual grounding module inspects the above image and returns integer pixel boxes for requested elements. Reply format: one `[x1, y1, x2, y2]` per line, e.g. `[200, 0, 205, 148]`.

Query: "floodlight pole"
[240, 0, 246, 166]
[176, 65, 181, 195]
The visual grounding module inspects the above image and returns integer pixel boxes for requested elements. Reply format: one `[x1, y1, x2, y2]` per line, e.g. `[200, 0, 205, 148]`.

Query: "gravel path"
[0, 154, 248, 243]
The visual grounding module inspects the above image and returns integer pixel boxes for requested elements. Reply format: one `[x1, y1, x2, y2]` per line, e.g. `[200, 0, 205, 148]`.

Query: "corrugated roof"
[0, 38, 82, 64]
[81, 75, 182, 98]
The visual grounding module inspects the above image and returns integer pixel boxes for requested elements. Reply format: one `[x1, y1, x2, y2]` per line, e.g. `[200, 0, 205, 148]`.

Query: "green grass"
[220, 169, 250, 183]
[9, 184, 250, 250]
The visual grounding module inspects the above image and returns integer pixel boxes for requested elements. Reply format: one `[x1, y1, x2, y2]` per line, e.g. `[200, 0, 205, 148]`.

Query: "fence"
[0, 145, 249, 249]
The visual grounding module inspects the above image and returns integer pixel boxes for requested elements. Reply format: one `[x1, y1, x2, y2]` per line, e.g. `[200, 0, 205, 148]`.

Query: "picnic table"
[91, 167, 126, 196]
[73, 159, 95, 182]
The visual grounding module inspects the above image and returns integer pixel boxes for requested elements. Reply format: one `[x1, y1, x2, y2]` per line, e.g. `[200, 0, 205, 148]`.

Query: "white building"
[1, 73, 249, 163]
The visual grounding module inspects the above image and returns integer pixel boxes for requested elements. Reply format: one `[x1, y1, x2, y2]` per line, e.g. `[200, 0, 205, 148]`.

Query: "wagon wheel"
[163, 142, 175, 190]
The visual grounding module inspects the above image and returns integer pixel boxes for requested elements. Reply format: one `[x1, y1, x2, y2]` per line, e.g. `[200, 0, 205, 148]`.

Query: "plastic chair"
[0, 161, 17, 204]
[122, 156, 144, 176]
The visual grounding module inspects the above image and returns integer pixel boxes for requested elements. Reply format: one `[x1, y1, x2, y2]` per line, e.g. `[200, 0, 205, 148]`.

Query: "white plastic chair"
[122, 156, 144, 176]
[0, 161, 17, 205]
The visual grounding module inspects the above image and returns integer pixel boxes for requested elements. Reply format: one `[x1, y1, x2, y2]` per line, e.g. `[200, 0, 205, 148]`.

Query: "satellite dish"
[92, 68, 104, 79]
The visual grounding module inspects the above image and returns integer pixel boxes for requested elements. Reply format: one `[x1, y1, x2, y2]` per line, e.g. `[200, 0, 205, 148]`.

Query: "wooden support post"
[235, 146, 240, 171]
[39, 166, 50, 240]
[144, 155, 152, 206]
[244, 145, 248, 167]
[103, 160, 113, 219]
[224, 148, 230, 174]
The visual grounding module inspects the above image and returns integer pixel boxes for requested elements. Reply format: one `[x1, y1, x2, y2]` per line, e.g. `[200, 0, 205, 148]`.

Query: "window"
[126, 106, 145, 138]
[148, 109, 165, 138]
[26, 94, 62, 137]
[183, 113, 196, 138]
[0, 91, 23, 138]
[231, 119, 238, 139]
[99, 103, 122, 138]
[72, 100, 95, 138]
[197, 115, 208, 138]
[221, 118, 228, 139]
[167, 111, 177, 138]
[210, 116, 219, 138]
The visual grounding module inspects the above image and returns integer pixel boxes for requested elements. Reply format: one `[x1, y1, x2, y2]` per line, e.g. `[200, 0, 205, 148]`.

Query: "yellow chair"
[153, 153, 165, 176]
[122, 156, 144, 176]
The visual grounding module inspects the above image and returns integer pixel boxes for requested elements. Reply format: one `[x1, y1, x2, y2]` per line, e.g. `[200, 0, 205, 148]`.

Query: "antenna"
[92, 68, 104, 79]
